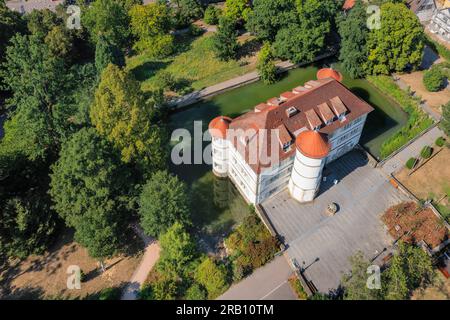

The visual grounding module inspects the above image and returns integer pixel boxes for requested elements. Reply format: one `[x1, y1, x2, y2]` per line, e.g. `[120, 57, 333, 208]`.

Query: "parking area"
[218, 255, 297, 300]
[260, 150, 410, 294]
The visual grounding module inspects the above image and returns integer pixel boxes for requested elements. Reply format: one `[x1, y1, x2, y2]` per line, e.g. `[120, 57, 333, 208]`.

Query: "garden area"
[382, 202, 448, 249]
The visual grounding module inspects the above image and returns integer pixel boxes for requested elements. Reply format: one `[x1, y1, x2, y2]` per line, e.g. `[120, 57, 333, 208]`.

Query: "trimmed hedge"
[423, 67, 445, 92]
[406, 157, 416, 169]
[435, 136, 445, 147]
[368, 76, 434, 159]
[420, 145, 432, 159]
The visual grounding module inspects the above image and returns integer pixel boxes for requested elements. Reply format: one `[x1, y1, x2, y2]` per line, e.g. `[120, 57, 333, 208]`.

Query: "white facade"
[288, 151, 325, 203]
[430, 8, 450, 43]
[211, 114, 368, 205]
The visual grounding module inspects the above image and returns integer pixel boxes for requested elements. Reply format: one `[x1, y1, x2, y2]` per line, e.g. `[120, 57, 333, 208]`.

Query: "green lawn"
[126, 33, 257, 94]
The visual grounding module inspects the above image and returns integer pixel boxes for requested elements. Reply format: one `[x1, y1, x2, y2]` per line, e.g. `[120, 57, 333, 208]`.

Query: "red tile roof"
[317, 68, 343, 82]
[217, 78, 373, 174]
[343, 0, 356, 10]
[295, 130, 331, 159]
[208, 116, 232, 139]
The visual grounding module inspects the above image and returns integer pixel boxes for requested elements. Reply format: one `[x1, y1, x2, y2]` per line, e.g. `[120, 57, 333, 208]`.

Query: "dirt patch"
[1, 230, 143, 300]
[412, 272, 450, 300]
[395, 147, 450, 201]
[397, 71, 450, 112]
[382, 202, 448, 249]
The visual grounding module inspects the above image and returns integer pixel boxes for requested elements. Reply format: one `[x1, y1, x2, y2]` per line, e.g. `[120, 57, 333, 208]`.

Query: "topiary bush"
[435, 136, 445, 147]
[420, 145, 433, 159]
[406, 157, 416, 169]
[423, 67, 445, 92]
[203, 6, 222, 25]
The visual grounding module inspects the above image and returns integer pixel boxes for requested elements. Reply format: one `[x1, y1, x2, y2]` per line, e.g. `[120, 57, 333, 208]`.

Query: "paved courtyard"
[260, 150, 410, 294]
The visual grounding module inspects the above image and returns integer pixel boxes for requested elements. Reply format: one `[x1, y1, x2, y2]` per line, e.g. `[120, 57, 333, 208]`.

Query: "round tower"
[288, 130, 330, 203]
[208, 116, 232, 178]
[317, 68, 343, 82]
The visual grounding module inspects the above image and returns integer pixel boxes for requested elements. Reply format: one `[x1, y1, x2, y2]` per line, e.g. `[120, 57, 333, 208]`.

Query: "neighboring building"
[6, 0, 63, 14]
[209, 69, 373, 205]
[342, 0, 356, 11]
[407, 0, 437, 22]
[429, 0, 450, 43]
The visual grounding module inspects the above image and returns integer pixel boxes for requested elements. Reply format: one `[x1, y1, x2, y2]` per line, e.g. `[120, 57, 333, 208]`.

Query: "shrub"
[420, 145, 432, 159]
[99, 287, 122, 300]
[188, 24, 204, 37]
[423, 67, 445, 92]
[288, 275, 308, 299]
[185, 283, 207, 300]
[195, 257, 229, 299]
[435, 136, 445, 147]
[204, 6, 222, 25]
[406, 157, 416, 169]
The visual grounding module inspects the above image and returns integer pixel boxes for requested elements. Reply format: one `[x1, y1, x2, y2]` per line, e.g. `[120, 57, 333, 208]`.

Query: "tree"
[173, 0, 204, 28]
[90, 64, 168, 173]
[224, 0, 252, 23]
[212, 16, 239, 61]
[157, 222, 196, 276]
[257, 42, 277, 84]
[246, 0, 297, 42]
[382, 254, 409, 300]
[272, 0, 337, 64]
[25, 8, 61, 38]
[0, 0, 24, 63]
[0, 195, 57, 259]
[185, 283, 207, 300]
[365, 2, 424, 75]
[203, 5, 222, 25]
[341, 252, 381, 300]
[337, 0, 368, 78]
[44, 25, 74, 59]
[129, 3, 174, 56]
[423, 67, 445, 92]
[83, 0, 131, 48]
[95, 35, 125, 73]
[440, 101, 450, 136]
[49, 128, 129, 260]
[139, 171, 191, 237]
[195, 257, 228, 299]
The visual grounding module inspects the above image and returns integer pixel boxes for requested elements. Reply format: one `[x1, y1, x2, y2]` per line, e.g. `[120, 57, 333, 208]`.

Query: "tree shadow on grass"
[130, 61, 170, 82]
[237, 38, 261, 60]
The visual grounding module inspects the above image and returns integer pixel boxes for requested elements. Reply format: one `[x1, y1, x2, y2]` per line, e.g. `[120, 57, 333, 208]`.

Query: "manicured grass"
[367, 75, 434, 159]
[126, 33, 256, 94]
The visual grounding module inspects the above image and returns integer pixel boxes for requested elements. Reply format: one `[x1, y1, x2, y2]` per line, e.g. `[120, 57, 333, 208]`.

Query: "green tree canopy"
[95, 35, 125, 73]
[257, 42, 277, 84]
[173, 0, 204, 27]
[0, 0, 24, 63]
[246, 0, 296, 42]
[90, 64, 168, 173]
[0, 195, 57, 259]
[337, 0, 368, 78]
[49, 128, 130, 259]
[224, 0, 252, 23]
[157, 222, 196, 276]
[139, 170, 191, 237]
[441, 101, 450, 136]
[25, 8, 61, 38]
[195, 257, 229, 299]
[212, 16, 239, 61]
[129, 3, 174, 56]
[83, 0, 131, 48]
[365, 2, 424, 74]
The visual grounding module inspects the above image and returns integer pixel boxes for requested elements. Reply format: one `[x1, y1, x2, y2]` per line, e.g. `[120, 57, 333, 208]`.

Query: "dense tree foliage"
[195, 257, 229, 299]
[212, 16, 239, 61]
[90, 64, 168, 174]
[441, 101, 450, 136]
[173, 0, 204, 28]
[203, 5, 222, 25]
[0, 0, 24, 64]
[49, 128, 130, 259]
[257, 42, 277, 84]
[129, 3, 174, 57]
[337, 0, 368, 78]
[423, 66, 445, 92]
[139, 171, 190, 237]
[95, 35, 125, 73]
[273, 0, 338, 64]
[365, 2, 424, 74]
[246, 0, 296, 42]
[224, 0, 252, 23]
[157, 222, 196, 277]
[83, 0, 131, 48]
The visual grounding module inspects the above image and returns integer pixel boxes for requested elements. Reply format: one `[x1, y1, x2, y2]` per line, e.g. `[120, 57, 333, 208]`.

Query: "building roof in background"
[342, 0, 356, 10]
[295, 130, 331, 159]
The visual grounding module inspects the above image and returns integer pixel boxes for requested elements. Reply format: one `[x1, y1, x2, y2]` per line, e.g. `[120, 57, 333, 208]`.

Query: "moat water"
[168, 64, 408, 246]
